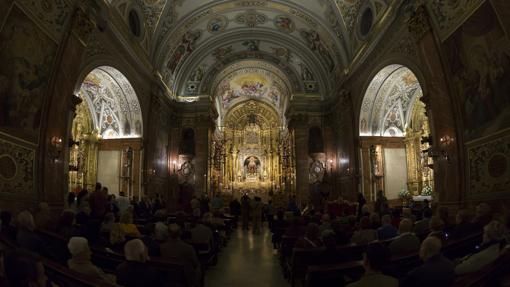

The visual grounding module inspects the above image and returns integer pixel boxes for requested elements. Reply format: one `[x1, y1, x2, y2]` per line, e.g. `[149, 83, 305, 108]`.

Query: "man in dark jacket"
[401, 236, 455, 287]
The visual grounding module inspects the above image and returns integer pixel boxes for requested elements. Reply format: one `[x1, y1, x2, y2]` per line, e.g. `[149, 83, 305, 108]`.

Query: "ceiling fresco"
[359, 65, 422, 137]
[102, 0, 395, 113]
[79, 66, 143, 139]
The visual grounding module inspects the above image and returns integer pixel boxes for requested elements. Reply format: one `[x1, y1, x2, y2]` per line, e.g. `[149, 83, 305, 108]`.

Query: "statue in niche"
[244, 156, 260, 175]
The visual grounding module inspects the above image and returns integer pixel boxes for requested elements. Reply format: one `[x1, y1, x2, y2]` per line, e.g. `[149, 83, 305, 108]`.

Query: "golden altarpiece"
[404, 101, 434, 196]
[209, 101, 296, 200]
[69, 99, 100, 192]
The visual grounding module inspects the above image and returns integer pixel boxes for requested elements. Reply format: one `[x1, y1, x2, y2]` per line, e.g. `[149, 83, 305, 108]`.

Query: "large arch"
[69, 66, 144, 195]
[77, 66, 143, 139]
[359, 64, 423, 137]
[358, 64, 433, 201]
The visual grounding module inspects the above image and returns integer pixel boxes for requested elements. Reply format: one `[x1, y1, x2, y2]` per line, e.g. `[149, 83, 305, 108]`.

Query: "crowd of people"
[0, 183, 227, 287]
[1, 184, 509, 287]
[269, 192, 510, 287]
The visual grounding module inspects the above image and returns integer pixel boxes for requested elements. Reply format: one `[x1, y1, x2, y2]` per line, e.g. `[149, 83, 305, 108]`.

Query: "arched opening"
[69, 66, 143, 198]
[359, 65, 433, 204]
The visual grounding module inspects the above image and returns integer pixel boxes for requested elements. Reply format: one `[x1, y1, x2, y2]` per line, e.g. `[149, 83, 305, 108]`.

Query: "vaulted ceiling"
[110, 0, 394, 112]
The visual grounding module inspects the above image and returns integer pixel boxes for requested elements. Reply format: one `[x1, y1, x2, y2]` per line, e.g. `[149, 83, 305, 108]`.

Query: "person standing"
[265, 200, 274, 229]
[241, 194, 251, 230]
[252, 197, 263, 235]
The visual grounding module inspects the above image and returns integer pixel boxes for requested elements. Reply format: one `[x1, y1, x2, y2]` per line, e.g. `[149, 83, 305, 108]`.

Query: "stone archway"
[69, 66, 143, 198]
[358, 65, 433, 203]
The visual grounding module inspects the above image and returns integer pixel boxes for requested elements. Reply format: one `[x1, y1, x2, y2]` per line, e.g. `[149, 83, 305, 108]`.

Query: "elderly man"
[160, 224, 201, 286]
[401, 236, 455, 287]
[389, 218, 420, 257]
[117, 239, 162, 286]
[15, 211, 54, 259]
[67, 237, 115, 283]
[347, 242, 398, 287]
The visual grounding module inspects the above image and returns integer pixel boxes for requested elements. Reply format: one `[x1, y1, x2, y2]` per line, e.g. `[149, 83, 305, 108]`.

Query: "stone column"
[289, 115, 309, 206]
[40, 5, 96, 210]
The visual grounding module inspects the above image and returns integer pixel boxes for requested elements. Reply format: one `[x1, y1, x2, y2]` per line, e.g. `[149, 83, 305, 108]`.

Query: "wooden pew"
[303, 231, 484, 287]
[0, 233, 120, 287]
[36, 229, 193, 287]
[453, 250, 510, 287]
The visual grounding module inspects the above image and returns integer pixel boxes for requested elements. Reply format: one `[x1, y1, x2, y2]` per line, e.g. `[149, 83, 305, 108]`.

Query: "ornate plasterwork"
[0, 137, 35, 195]
[153, 1, 350, 100]
[426, 0, 485, 41]
[15, 0, 74, 42]
[78, 66, 143, 139]
[223, 100, 281, 130]
[359, 65, 422, 137]
[467, 129, 510, 198]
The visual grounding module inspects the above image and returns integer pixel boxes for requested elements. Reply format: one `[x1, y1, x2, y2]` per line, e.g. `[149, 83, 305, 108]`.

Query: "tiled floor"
[205, 225, 289, 287]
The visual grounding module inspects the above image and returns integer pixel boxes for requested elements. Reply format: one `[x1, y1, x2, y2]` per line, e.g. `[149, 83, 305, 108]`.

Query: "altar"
[208, 100, 295, 199]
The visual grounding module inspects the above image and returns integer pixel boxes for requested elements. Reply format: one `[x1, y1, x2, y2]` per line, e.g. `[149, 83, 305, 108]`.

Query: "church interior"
[0, 0, 510, 286]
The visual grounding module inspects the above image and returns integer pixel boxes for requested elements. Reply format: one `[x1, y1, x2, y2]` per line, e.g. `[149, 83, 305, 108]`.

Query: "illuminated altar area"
[208, 66, 296, 200]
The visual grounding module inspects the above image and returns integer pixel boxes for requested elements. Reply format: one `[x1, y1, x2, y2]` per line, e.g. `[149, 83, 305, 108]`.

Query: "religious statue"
[245, 156, 260, 174]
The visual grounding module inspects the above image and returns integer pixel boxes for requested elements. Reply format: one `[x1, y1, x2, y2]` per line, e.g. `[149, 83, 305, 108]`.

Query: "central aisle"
[205, 225, 289, 287]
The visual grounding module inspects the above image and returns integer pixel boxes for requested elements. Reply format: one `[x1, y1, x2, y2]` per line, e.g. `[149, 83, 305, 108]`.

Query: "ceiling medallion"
[273, 15, 295, 33]
[235, 10, 267, 27]
[208, 15, 229, 34]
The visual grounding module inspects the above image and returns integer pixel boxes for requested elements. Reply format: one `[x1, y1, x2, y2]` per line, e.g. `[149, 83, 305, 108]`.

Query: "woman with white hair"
[15, 211, 50, 256]
[67, 237, 115, 283]
[455, 220, 507, 275]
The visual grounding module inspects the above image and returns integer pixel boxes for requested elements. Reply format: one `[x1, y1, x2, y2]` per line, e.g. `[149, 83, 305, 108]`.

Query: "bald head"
[124, 239, 148, 262]
[420, 236, 442, 261]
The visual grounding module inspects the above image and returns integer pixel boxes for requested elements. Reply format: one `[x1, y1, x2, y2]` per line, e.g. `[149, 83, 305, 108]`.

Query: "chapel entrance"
[359, 65, 434, 203]
[68, 66, 143, 198]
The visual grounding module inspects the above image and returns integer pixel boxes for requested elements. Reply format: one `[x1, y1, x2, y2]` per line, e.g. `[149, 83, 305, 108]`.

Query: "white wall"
[97, 150, 121, 196]
[384, 148, 407, 200]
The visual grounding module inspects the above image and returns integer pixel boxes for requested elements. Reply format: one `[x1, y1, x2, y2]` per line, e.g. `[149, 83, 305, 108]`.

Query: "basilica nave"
[0, 0, 509, 286]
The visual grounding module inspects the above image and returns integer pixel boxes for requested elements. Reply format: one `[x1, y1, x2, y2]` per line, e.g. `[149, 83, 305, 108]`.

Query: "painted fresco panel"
[0, 5, 57, 143]
[444, 2, 510, 141]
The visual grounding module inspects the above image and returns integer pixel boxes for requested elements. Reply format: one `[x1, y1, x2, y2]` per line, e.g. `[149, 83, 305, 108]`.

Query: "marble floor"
[205, 225, 289, 287]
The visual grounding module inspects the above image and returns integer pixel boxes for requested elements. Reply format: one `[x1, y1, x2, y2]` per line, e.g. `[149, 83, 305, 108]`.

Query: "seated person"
[160, 224, 201, 287]
[428, 216, 446, 242]
[1, 211, 17, 240]
[56, 209, 78, 240]
[351, 216, 378, 245]
[377, 215, 398, 240]
[190, 218, 214, 251]
[455, 220, 507, 275]
[295, 223, 322, 248]
[100, 212, 115, 234]
[319, 214, 332, 234]
[389, 219, 420, 257]
[4, 249, 48, 287]
[67, 237, 115, 283]
[15, 211, 53, 258]
[117, 239, 162, 287]
[119, 209, 141, 238]
[320, 230, 345, 264]
[141, 222, 167, 257]
[347, 242, 398, 287]
[109, 223, 126, 252]
[450, 209, 479, 239]
[473, 203, 492, 229]
[414, 208, 433, 235]
[401, 236, 455, 287]
[34, 203, 52, 230]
